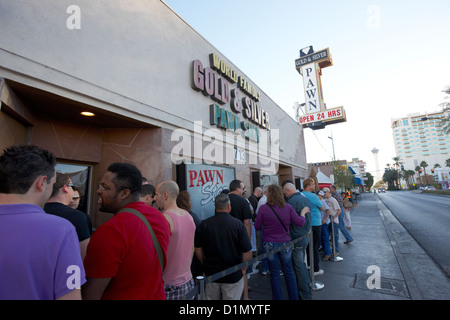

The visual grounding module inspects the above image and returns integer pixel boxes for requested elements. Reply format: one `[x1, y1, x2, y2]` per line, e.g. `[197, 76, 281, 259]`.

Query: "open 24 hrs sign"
[298, 106, 345, 126]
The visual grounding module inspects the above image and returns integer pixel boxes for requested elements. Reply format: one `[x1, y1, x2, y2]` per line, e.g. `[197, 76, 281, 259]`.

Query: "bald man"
[155, 181, 196, 300]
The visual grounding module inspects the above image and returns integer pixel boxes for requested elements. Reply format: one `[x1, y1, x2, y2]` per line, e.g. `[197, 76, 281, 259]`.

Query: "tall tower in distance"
[371, 147, 381, 183]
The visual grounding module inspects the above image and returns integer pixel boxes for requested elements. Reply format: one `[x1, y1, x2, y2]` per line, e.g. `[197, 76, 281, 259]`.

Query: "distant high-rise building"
[391, 110, 450, 176]
[347, 158, 367, 189]
[371, 147, 381, 182]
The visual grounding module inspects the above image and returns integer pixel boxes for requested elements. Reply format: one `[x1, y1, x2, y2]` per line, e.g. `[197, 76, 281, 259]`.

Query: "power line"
[310, 130, 333, 161]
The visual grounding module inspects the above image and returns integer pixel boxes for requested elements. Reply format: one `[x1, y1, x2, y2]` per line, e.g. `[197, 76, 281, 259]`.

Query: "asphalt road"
[377, 191, 450, 278]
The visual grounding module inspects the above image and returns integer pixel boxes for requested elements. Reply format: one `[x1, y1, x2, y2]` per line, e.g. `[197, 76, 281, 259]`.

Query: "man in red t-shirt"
[82, 163, 171, 300]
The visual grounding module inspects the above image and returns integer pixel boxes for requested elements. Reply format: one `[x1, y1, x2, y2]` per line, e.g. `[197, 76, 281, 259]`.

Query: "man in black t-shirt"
[195, 193, 252, 300]
[227, 179, 253, 300]
[44, 173, 92, 259]
[228, 180, 252, 237]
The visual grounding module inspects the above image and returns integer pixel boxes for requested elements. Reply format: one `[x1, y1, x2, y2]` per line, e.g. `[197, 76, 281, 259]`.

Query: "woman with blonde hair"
[255, 184, 309, 300]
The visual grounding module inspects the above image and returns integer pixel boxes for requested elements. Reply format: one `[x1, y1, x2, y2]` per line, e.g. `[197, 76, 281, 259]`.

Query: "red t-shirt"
[83, 202, 171, 300]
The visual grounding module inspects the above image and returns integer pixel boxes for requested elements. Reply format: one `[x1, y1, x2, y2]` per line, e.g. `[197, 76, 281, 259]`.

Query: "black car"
[378, 188, 385, 193]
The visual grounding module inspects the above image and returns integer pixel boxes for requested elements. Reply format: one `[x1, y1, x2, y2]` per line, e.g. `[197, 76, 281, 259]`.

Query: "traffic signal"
[431, 168, 434, 173]
[419, 169, 422, 173]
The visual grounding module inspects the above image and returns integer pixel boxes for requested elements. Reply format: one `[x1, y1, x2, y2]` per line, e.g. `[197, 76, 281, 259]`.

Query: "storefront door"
[55, 163, 92, 215]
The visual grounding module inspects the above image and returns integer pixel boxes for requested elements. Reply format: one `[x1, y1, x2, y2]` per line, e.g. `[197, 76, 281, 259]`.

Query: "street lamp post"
[326, 133, 344, 262]
[328, 134, 336, 162]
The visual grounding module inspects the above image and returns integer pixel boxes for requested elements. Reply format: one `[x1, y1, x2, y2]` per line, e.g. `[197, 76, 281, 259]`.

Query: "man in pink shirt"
[155, 180, 196, 300]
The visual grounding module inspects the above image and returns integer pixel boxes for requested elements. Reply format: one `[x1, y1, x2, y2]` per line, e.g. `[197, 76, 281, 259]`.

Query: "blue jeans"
[321, 223, 331, 256]
[259, 228, 269, 273]
[263, 242, 298, 300]
[337, 207, 353, 242]
[292, 236, 312, 300]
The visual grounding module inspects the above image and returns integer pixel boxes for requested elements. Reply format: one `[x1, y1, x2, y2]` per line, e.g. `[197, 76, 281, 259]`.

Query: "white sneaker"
[314, 269, 324, 276]
[248, 269, 259, 275]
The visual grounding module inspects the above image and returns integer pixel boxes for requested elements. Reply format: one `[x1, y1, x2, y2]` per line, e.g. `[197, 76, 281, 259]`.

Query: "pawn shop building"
[0, 0, 309, 224]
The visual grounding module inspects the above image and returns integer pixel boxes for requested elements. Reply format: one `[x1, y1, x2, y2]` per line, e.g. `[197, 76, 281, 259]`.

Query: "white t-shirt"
[324, 197, 340, 223]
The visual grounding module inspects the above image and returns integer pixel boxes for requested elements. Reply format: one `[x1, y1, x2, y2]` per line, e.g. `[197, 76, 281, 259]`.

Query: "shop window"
[260, 174, 280, 186]
[55, 163, 92, 215]
[295, 178, 302, 190]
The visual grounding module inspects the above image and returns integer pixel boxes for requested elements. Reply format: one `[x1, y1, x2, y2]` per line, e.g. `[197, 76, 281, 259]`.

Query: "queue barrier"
[181, 231, 310, 300]
[181, 213, 345, 300]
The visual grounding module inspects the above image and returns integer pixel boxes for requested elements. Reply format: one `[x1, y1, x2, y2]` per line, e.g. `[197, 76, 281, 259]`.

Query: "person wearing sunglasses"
[83, 163, 171, 300]
[69, 187, 81, 209]
[44, 173, 92, 260]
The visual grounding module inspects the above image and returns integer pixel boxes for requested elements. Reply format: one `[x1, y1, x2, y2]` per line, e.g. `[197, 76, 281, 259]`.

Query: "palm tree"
[404, 170, 416, 189]
[415, 165, 421, 175]
[420, 160, 429, 184]
[420, 161, 428, 174]
[439, 86, 450, 108]
[383, 168, 398, 190]
[392, 157, 403, 169]
[415, 165, 422, 186]
[392, 156, 403, 187]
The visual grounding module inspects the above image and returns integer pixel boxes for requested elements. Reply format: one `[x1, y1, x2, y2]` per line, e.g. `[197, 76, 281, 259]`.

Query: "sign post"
[295, 46, 346, 130]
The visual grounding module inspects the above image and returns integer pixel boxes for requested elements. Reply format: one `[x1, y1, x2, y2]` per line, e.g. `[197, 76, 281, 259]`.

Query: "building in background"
[309, 158, 368, 192]
[309, 161, 345, 187]
[371, 147, 382, 182]
[0, 1, 308, 226]
[391, 111, 450, 186]
[347, 158, 367, 191]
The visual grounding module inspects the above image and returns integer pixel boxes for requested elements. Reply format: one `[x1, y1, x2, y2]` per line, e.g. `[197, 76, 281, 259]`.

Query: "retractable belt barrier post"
[308, 229, 324, 291]
[197, 276, 205, 300]
[330, 214, 343, 262]
[183, 231, 310, 300]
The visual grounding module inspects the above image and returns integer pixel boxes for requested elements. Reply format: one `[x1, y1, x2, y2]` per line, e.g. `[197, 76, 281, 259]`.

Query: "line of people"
[0, 144, 355, 300]
[0, 145, 251, 300]
[246, 178, 355, 300]
[0, 145, 194, 299]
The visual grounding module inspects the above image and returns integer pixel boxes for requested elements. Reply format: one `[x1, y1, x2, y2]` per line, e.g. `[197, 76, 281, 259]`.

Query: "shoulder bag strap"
[118, 207, 165, 281]
[268, 205, 289, 236]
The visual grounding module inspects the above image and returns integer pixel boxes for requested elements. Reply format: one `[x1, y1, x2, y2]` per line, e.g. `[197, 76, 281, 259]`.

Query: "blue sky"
[164, 0, 450, 177]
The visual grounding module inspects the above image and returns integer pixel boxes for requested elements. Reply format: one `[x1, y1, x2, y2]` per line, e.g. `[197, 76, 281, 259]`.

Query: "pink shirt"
[163, 210, 196, 286]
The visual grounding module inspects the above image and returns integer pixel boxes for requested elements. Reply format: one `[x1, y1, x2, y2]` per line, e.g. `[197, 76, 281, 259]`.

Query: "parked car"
[378, 188, 385, 193]
[423, 186, 436, 191]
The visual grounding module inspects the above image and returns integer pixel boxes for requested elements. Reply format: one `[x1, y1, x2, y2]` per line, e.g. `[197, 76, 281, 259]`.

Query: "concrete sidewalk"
[247, 192, 450, 300]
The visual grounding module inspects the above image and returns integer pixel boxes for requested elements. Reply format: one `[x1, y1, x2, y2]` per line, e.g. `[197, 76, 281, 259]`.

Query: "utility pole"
[328, 132, 336, 162]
